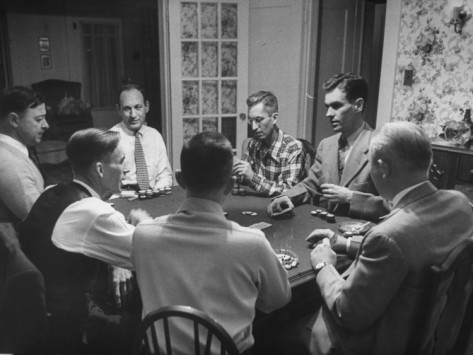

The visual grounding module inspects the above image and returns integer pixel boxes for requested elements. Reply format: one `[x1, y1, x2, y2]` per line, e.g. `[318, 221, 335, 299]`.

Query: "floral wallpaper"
[392, 0, 473, 140]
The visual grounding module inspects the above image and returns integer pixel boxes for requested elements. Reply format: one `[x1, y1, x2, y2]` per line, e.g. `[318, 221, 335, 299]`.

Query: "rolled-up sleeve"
[52, 197, 135, 269]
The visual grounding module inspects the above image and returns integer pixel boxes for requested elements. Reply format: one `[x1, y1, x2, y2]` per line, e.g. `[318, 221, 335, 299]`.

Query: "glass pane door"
[169, 0, 248, 170]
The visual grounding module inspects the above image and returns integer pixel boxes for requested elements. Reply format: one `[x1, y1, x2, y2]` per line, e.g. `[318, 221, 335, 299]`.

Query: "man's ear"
[272, 112, 279, 125]
[175, 169, 186, 189]
[7, 112, 20, 128]
[354, 98, 364, 113]
[116, 104, 121, 114]
[145, 100, 150, 114]
[223, 176, 233, 195]
[95, 161, 105, 178]
[378, 158, 391, 179]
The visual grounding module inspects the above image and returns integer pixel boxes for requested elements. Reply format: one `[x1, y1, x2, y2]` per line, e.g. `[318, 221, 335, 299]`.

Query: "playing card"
[248, 222, 272, 230]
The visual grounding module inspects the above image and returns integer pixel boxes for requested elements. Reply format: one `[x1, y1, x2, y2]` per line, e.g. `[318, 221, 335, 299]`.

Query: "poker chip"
[326, 213, 336, 223]
[250, 212, 258, 216]
[310, 210, 318, 216]
[276, 249, 299, 270]
[319, 211, 328, 219]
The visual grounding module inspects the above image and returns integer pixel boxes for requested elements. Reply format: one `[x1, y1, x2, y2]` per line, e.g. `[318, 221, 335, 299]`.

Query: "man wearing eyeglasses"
[233, 91, 305, 197]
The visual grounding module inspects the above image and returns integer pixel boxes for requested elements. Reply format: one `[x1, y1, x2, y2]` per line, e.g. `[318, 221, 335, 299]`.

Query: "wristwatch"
[314, 261, 329, 275]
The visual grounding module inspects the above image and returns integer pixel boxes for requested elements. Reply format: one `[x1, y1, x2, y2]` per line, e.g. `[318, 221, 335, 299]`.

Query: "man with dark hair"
[268, 73, 388, 222]
[233, 90, 305, 196]
[305, 121, 473, 355]
[0, 86, 48, 226]
[19, 128, 151, 354]
[110, 84, 172, 190]
[132, 131, 291, 354]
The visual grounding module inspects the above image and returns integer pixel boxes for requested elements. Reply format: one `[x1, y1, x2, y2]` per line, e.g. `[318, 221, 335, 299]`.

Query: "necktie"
[135, 132, 150, 190]
[338, 136, 348, 177]
[28, 147, 47, 185]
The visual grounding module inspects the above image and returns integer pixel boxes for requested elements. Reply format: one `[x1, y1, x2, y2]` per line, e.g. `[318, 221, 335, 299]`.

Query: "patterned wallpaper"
[392, 0, 473, 139]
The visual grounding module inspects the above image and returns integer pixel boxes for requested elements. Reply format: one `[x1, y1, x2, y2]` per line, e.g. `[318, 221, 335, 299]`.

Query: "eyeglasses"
[247, 113, 275, 126]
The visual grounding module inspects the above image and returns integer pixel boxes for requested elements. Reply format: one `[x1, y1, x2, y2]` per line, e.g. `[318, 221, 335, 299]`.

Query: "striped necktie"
[134, 132, 149, 190]
[338, 136, 348, 177]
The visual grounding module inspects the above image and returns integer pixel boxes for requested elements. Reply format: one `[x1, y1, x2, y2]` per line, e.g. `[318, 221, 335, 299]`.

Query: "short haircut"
[117, 84, 146, 105]
[323, 73, 368, 104]
[0, 86, 44, 119]
[181, 131, 233, 192]
[67, 128, 120, 173]
[370, 121, 433, 173]
[246, 91, 278, 116]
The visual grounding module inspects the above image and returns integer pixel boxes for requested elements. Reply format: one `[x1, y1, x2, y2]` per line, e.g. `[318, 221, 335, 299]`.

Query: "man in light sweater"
[132, 131, 291, 354]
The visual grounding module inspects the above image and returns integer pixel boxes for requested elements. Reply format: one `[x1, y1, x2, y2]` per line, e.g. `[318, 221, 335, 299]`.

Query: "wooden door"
[312, 0, 385, 146]
[168, 0, 249, 170]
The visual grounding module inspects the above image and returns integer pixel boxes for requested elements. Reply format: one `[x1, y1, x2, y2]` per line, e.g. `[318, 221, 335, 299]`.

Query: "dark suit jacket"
[0, 223, 46, 353]
[283, 124, 388, 221]
[314, 182, 473, 355]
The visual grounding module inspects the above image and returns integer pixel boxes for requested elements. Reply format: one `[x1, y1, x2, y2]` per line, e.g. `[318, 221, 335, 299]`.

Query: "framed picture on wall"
[39, 37, 50, 52]
[40, 54, 52, 69]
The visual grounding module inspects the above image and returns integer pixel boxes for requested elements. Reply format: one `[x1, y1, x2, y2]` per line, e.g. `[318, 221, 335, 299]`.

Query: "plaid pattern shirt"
[242, 127, 304, 196]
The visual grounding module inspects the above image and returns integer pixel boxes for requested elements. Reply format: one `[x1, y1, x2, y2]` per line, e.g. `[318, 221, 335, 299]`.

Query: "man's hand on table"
[306, 228, 348, 253]
[310, 239, 337, 267]
[267, 195, 295, 217]
[109, 266, 134, 309]
[321, 183, 353, 204]
[232, 160, 255, 182]
[127, 208, 152, 226]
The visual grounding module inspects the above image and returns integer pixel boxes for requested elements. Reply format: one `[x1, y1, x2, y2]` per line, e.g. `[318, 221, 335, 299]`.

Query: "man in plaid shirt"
[233, 91, 305, 197]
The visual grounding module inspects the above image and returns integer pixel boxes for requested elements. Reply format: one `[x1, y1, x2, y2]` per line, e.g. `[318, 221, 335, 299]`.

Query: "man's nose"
[326, 107, 334, 117]
[43, 119, 50, 129]
[251, 121, 259, 130]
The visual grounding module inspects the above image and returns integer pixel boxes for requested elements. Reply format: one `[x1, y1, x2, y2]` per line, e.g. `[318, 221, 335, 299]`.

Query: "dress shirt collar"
[73, 178, 100, 199]
[255, 126, 284, 158]
[390, 180, 429, 209]
[119, 121, 146, 137]
[177, 197, 225, 217]
[0, 133, 28, 157]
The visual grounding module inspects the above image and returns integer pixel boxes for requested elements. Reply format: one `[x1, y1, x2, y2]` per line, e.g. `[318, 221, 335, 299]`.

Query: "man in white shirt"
[132, 131, 291, 354]
[20, 128, 151, 354]
[0, 86, 48, 227]
[268, 73, 388, 222]
[110, 84, 172, 190]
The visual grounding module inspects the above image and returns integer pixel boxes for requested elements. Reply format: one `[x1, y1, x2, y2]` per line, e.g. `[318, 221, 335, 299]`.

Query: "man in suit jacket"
[0, 223, 46, 353]
[0, 86, 49, 227]
[268, 73, 388, 222]
[306, 121, 473, 355]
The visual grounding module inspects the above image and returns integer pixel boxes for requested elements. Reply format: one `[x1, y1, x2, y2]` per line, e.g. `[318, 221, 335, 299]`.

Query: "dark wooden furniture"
[132, 305, 240, 355]
[31, 79, 94, 141]
[412, 239, 473, 355]
[112, 188, 358, 288]
[432, 142, 473, 189]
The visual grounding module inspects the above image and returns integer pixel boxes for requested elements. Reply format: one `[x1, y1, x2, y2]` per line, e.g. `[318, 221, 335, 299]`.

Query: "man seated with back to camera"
[19, 128, 151, 354]
[267, 73, 389, 222]
[233, 91, 305, 197]
[131, 131, 291, 354]
[303, 121, 473, 355]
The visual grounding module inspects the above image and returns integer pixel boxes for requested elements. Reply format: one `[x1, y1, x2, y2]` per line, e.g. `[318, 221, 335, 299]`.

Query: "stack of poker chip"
[276, 249, 299, 270]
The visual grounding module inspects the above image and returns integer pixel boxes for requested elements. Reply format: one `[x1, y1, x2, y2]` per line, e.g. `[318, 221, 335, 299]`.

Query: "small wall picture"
[40, 54, 52, 69]
[39, 37, 50, 52]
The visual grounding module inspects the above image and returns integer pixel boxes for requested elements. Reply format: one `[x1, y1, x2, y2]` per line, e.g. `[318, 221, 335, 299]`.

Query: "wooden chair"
[413, 238, 473, 355]
[298, 138, 316, 178]
[132, 305, 240, 355]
